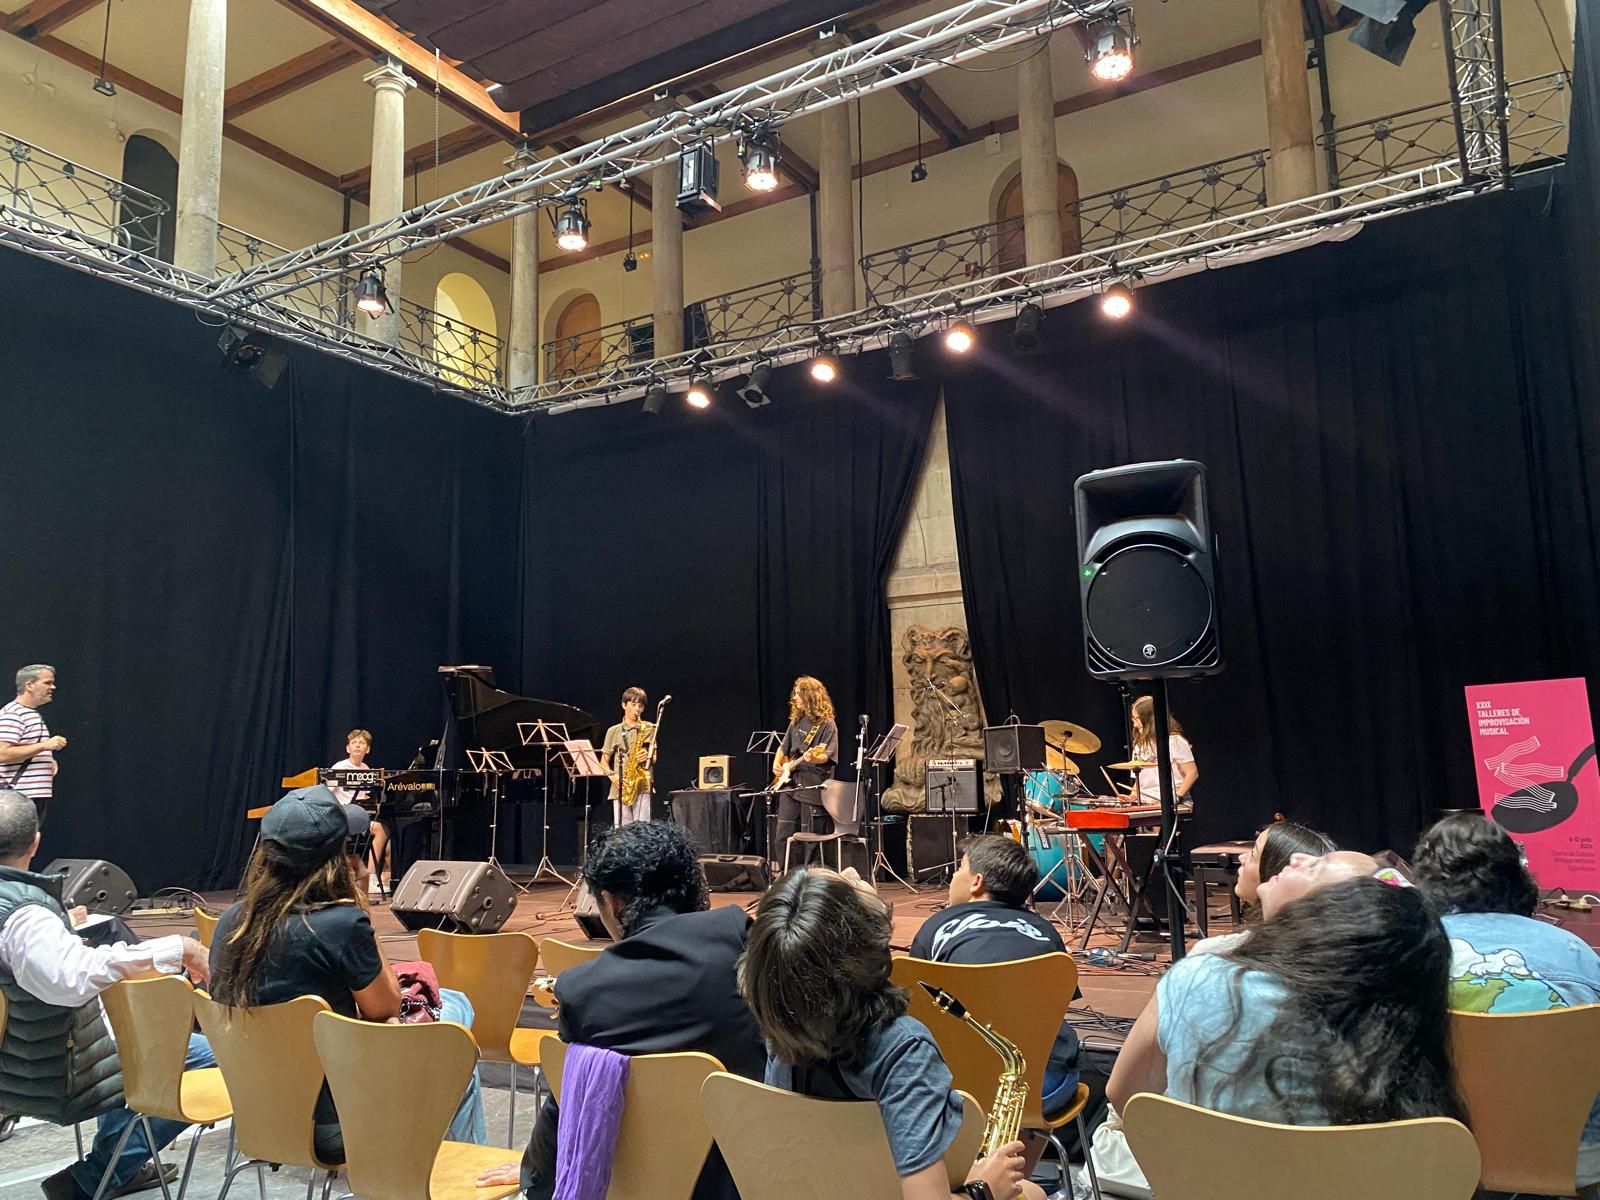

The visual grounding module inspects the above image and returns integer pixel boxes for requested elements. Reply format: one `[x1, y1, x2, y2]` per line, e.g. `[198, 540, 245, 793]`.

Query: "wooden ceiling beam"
[224, 40, 364, 120]
[269, 0, 520, 140]
[5, 0, 103, 39]
[853, 22, 972, 149]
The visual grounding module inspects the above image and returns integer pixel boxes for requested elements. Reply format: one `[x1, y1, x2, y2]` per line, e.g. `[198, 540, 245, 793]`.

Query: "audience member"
[1108, 873, 1463, 1127]
[908, 835, 1082, 1112]
[0, 790, 214, 1200]
[208, 786, 485, 1163]
[1190, 821, 1337, 955]
[743, 867, 1044, 1200]
[1414, 811, 1600, 1186]
[478, 820, 762, 1200]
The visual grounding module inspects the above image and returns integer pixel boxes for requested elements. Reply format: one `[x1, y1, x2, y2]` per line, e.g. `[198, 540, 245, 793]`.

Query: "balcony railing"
[216, 223, 503, 390]
[543, 314, 655, 380]
[699, 268, 820, 344]
[2, 131, 166, 259]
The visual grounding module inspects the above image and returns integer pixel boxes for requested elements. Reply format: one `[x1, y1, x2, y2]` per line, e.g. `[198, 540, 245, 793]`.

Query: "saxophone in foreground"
[920, 982, 1028, 1160]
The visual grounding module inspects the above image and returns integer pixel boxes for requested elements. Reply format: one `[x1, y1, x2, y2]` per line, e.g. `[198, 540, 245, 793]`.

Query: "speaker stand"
[1150, 681, 1189, 963]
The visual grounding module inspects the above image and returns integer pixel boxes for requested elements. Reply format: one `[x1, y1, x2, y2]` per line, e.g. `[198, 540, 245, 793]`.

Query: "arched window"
[549, 292, 603, 378]
[995, 162, 1081, 272]
[120, 134, 177, 261]
[432, 273, 499, 386]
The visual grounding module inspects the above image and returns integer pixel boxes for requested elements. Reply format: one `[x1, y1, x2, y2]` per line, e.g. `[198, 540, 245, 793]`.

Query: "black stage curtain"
[1567, 0, 1599, 420]
[944, 185, 1600, 853]
[520, 351, 936, 843]
[0, 249, 521, 890]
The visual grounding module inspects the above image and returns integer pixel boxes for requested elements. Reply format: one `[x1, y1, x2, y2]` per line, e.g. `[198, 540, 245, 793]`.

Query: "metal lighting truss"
[1440, 0, 1509, 181]
[204, 0, 1120, 309]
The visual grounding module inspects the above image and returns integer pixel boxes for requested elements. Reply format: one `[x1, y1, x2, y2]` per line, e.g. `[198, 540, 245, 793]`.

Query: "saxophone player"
[602, 686, 656, 826]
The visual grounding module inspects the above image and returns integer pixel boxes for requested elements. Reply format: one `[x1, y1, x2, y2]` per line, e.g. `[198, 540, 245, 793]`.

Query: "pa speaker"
[1075, 459, 1223, 680]
[390, 860, 515, 934]
[698, 755, 731, 789]
[43, 859, 137, 915]
[983, 725, 1045, 774]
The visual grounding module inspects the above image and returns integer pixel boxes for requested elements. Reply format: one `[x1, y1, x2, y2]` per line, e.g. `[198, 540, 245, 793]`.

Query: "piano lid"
[441, 669, 602, 768]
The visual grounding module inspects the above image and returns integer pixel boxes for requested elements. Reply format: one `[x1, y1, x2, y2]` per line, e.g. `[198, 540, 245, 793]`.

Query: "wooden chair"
[95, 977, 233, 1200]
[1450, 1005, 1600, 1195]
[312, 1011, 523, 1200]
[192, 992, 341, 1200]
[540, 1039, 722, 1200]
[417, 927, 556, 1146]
[539, 937, 605, 978]
[1123, 1093, 1479, 1200]
[700, 1071, 984, 1200]
[892, 953, 1101, 1197]
[192, 907, 220, 950]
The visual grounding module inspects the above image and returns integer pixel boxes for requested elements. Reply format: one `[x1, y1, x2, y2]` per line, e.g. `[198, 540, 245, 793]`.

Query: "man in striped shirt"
[0, 665, 66, 827]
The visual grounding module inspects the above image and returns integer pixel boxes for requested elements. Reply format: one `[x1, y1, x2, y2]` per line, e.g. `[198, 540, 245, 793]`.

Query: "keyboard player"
[328, 728, 387, 894]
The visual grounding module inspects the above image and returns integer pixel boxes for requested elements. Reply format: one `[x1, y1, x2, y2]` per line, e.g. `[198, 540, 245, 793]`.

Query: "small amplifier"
[925, 760, 981, 813]
[698, 755, 732, 789]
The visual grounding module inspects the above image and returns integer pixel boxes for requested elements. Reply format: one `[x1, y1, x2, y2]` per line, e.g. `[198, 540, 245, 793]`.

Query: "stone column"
[364, 58, 415, 346]
[816, 103, 856, 315]
[505, 145, 540, 392]
[1566, 0, 1577, 43]
[173, 0, 226, 276]
[651, 157, 684, 357]
[1260, 0, 1318, 203]
[1016, 36, 1063, 266]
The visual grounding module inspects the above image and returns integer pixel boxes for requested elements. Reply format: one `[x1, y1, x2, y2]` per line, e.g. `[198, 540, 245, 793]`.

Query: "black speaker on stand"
[1075, 460, 1224, 963]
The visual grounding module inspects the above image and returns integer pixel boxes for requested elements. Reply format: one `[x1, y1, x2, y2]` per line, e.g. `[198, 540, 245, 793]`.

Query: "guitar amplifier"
[925, 759, 981, 813]
[698, 755, 732, 789]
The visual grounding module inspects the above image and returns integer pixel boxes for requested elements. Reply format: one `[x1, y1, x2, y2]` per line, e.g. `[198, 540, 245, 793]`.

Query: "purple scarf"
[553, 1044, 631, 1200]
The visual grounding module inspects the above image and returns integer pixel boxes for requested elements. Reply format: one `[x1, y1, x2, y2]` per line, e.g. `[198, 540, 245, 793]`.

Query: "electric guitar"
[771, 744, 827, 791]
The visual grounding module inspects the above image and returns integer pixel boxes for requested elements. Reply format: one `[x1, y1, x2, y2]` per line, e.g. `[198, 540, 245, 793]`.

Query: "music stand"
[552, 738, 608, 911]
[863, 724, 914, 889]
[746, 730, 782, 788]
[467, 748, 515, 876]
[518, 719, 572, 889]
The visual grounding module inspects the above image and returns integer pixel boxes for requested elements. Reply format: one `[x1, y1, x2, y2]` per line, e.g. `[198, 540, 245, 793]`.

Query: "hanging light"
[809, 348, 839, 383]
[739, 132, 782, 193]
[1087, 7, 1137, 84]
[354, 268, 390, 317]
[642, 379, 668, 415]
[1011, 303, 1045, 354]
[685, 368, 714, 409]
[1101, 281, 1134, 320]
[944, 319, 976, 354]
[739, 361, 775, 408]
[554, 199, 590, 252]
[887, 330, 917, 380]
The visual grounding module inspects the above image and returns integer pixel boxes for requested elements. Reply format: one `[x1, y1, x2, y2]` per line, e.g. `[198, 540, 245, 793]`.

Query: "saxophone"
[618, 721, 654, 807]
[921, 983, 1028, 1164]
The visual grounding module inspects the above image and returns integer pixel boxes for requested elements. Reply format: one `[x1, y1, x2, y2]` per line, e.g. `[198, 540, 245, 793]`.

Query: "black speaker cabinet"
[43, 859, 137, 915]
[925, 760, 981, 813]
[983, 725, 1045, 774]
[699, 854, 771, 893]
[390, 860, 515, 934]
[908, 813, 962, 881]
[1075, 459, 1223, 680]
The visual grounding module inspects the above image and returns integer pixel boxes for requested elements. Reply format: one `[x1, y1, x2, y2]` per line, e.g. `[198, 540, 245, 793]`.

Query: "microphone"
[859, 713, 869, 727]
[660, 694, 673, 705]
[928, 680, 962, 717]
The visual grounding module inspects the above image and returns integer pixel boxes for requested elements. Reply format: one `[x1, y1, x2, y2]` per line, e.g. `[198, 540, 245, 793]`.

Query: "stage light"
[354, 268, 390, 317]
[685, 369, 714, 408]
[910, 160, 928, 184]
[739, 362, 774, 408]
[1101, 281, 1134, 320]
[809, 351, 839, 383]
[678, 143, 721, 214]
[1087, 8, 1137, 83]
[642, 379, 668, 415]
[554, 200, 590, 252]
[888, 330, 918, 380]
[1011, 303, 1045, 354]
[943, 319, 976, 354]
[739, 133, 781, 193]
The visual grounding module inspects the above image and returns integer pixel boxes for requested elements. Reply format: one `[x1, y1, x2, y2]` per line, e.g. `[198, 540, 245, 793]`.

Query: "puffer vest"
[0, 864, 124, 1123]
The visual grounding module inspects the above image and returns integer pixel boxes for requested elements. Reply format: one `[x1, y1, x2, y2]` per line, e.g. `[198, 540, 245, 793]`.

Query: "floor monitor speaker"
[699, 854, 771, 893]
[43, 859, 137, 915]
[390, 860, 515, 934]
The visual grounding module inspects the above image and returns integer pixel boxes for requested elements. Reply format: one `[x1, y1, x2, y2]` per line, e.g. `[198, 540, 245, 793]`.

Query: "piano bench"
[1189, 840, 1252, 939]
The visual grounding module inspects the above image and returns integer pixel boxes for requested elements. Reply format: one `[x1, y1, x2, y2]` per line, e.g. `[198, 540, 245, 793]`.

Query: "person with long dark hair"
[771, 676, 840, 869]
[1190, 821, 1338, 955]
[1128, 696, 1196, 806]
[1108, 875, 1464, 1127]
[741, 868, 1043, 1200]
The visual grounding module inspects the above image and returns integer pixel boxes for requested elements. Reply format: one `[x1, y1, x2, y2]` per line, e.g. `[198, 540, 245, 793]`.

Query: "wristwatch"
[960, 1183, 994, 1200]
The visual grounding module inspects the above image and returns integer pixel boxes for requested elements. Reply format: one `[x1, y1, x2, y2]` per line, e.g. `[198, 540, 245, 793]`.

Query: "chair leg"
[508, 1065, 519, 1147]
[319, 1169, 337, 1200]
[254, 1162, 266, 1200]
[213, 1157, 254, 1200]
[74, 1122, 85, 1161]
[88, 1113, 142, 1200]
[139, 1116, 176, 1200]
[173, 1122, 207, 1200]
[1075, 1112, 1103, 1200]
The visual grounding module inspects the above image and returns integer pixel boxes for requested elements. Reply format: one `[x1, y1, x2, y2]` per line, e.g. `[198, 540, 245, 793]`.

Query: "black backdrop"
[943, 183, 1600, 853]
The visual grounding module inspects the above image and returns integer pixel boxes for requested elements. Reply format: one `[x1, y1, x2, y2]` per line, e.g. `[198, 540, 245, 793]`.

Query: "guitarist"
[772, 676, 839, 870]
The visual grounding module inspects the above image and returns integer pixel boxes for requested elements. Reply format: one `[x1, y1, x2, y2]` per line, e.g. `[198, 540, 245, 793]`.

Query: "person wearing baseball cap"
[207, 786, 486, 1160]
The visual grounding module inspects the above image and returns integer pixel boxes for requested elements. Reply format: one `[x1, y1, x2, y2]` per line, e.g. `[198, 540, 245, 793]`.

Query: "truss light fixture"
[1100, 280, 1135, 320]
[739, 131, 782, 193]
[888, 330, 918, 380]
[93, 76, 117, 98]
[739, 361, 775, 408]
[943, 318, 976, 354]
[354, 268, 390, 317]
[1011, 302, 1045, 354]
[685, 368, 714, 409]
[1087, 7, 1137, 84]
[642, 378, 668, 415]
[809, 344, 840, 383]
[554, 199, 591, 252]
[678, 143, 722, 215]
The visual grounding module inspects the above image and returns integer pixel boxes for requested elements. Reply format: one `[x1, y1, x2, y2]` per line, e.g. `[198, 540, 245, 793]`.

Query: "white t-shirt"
[1135, 734, 1194, 804]
[327, 757, 370, 806]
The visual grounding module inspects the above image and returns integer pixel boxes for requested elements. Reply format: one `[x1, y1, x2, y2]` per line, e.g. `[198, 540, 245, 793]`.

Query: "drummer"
[1130, 696, 1198, 806]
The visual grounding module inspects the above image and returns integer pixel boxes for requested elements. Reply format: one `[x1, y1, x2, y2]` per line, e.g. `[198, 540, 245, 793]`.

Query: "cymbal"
[1043, 745, 1080, 774]
[1040, 719, 1102, 755]
[1105, 760, 1157, 772]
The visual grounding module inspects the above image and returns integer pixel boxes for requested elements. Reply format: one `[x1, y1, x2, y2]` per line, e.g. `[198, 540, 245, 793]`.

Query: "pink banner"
[1465, 677, 1600, 893]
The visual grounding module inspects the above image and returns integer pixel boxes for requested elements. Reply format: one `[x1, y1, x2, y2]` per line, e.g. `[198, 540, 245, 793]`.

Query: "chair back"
[700, 1072, 983, 1200]
[540, 937, 606, 977]
[313, 1011, 475, 1200]
[193, 908, 220, 949]
[100, 976, 206, 1121]
[820, 780, 861, 832]
[1450, 1004, 1600, 1194]
[1123, 1093, 1480, 1200]
[193, 992, 334, 1168]
[416, 928, 539, 1063]
[892, 953, 1076, 1127]
[542, 1040, 722, 1200]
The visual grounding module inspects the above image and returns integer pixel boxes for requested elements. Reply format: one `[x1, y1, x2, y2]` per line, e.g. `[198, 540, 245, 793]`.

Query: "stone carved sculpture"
[883, 624, 994, 811]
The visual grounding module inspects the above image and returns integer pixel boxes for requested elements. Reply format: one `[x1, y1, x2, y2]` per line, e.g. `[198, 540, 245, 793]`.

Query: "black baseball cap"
[263, 785, 365, 860]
